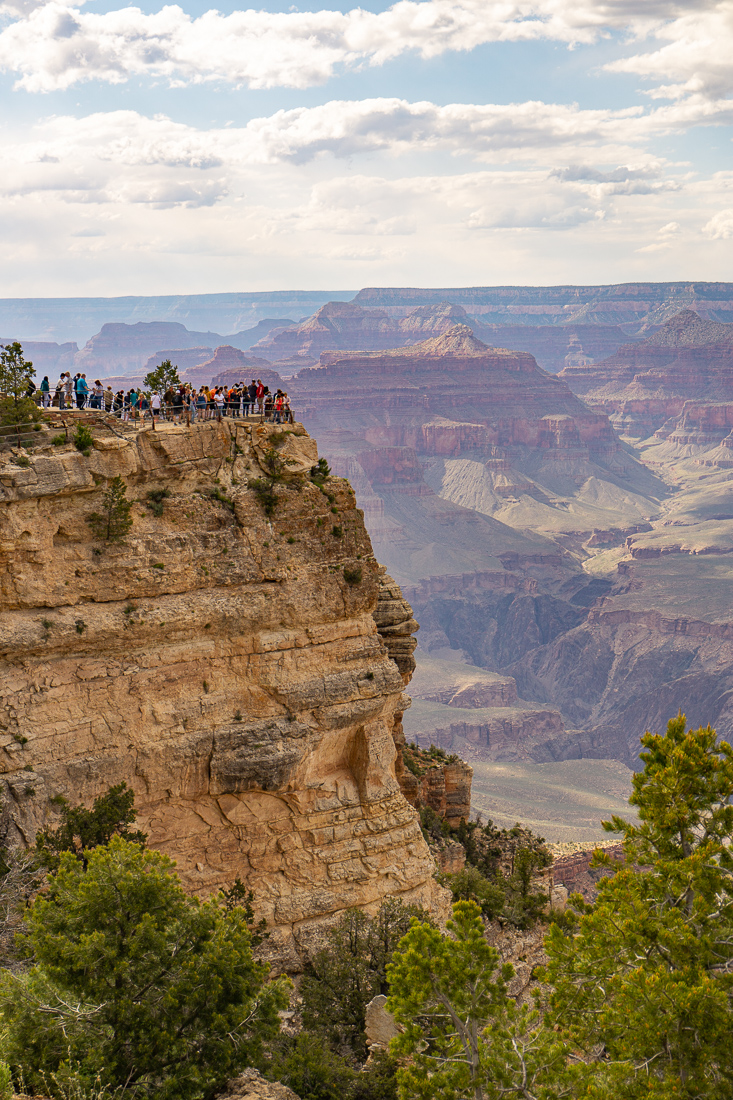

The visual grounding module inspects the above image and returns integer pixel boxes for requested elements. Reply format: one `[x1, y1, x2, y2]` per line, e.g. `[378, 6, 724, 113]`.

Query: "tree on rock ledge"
[545, 713, 733, 1099]
[0, 837, 289, 1099]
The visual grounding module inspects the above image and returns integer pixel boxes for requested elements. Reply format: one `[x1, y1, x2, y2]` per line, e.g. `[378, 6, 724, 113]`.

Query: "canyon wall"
[0, 417, 444, 967]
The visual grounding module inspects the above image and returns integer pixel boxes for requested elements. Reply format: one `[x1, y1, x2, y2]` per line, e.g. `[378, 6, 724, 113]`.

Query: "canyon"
[7, 287, 733, 839]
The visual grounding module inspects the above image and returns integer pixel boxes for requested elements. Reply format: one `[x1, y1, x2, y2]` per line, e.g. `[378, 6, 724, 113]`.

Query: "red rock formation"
[293, 326, 615, 457]
[254, 301, 473, 362]
[559, 311, 733, 437]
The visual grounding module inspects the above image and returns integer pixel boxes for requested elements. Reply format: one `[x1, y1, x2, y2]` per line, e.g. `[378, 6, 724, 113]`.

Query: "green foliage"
[442, 863, 506, 920]
[145, 487, 170, 516]
[219, 876, 268, 947]
[143, 358, 180, 395]
[250, 445, 298, 516]
[343, 565, 362, 585]
[0, 341, 34, 402]
[332, 525, 343, 538]
[310, 457, 331, 485]
[36, 782, 147, 869]
[0, 1061, 11, 1100]
[210, 486, 235, 511]
[301, 899, 430, 1058]
[51, 433, 66, 446]
[86, 476, 133, 542]
[545, 712, 733, 1098]
[0, 837, 289, 1100]
[73, 424, 94, 454]
[267, 1033, 357, 1100]
[387, 900, 569, 1100]
[0, 395, 44, 448]
[265, 1035, 398, 1100]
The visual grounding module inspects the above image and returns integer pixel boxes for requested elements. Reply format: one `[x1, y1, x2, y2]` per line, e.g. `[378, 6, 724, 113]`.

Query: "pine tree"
[0, 837, 289, 1099]
[545, 712, 733, 1098]
[86, 475, 133, 542]
[387, 901, 569, 1100]
[144, 358, 181, 396]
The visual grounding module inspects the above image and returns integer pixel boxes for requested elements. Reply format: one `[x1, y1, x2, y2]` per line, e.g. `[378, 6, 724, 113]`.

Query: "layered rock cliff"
[0, 417, 443, 967]
[559, 310, 733, 437]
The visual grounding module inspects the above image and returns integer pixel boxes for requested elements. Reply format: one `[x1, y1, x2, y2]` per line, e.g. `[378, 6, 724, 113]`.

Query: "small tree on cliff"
[86, 475, 133, 542]
[545, 712, 733, 1098]
[0, 837, 289, 1099]
[36, 782, 147, 869]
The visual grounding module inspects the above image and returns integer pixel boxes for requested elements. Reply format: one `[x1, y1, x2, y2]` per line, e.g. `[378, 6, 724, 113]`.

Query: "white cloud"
[5, 97, 711, 188]
[607, 2, 733, 100]
[703, 209, 733, 238]
[0, 0, 724, 93]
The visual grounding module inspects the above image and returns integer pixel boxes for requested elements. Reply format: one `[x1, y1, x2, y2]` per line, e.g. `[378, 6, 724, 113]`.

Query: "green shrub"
[343, 566, 362, 585]
[145, 487, 170, 516]
[0, 1060, 12, 1100]
[51, 433, 66, 446]
[73, 424, 94, 453]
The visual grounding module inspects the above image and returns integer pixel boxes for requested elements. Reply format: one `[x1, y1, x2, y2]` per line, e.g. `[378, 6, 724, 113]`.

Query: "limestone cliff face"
[0, 418, 442, 965]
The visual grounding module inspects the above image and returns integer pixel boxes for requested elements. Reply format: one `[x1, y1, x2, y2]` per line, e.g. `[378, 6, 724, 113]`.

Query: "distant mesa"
[142, 347, 213, 376]
[253, 300, 472, 361]
[74, 321, 226, 376]
[225, 318, 298, 351]
[559, 309, 733, 438]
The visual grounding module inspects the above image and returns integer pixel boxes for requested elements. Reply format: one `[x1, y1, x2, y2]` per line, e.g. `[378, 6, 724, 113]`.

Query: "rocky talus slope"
[0, 418, 445, 967]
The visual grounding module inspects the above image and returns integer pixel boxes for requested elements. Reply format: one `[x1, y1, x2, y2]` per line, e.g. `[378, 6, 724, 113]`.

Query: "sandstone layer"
[0, 418, 442, 966]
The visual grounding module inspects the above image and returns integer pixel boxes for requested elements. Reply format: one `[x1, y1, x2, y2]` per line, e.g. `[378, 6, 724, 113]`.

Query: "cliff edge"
[0, 417, 443, 967]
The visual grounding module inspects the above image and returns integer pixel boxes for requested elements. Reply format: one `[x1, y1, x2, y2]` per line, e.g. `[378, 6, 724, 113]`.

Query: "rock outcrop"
[0, 418, 444, 967]
[216, 1069, 300, 1100]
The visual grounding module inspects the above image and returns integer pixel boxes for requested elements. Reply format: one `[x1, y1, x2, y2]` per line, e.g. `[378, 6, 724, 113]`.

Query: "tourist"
[248, 379, 257, 417]
[76, 374, 89, 409]
[214, 387, 225, 421]
[91, 379, 104, 410]
[114, 390, 124, 415]
[104, 386, 114, 412]
[39, 376, 50, 408]
[282, 393, 294, 424]
[207, 387, 216, 419]
[273, 390, 283, 424]
[151, 391, 161, 421]
[263, 388, 273, 421]
[63, 373, 73, 409]
[139, 393, 150, 420]
[255, 379, 264, 417]
[196, 389, 207, 419]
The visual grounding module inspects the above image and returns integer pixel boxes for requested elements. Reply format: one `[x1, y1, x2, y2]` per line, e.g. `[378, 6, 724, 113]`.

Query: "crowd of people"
[34, 373, 294, 424]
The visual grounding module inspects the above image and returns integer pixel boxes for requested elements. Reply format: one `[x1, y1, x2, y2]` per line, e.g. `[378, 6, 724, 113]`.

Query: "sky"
[1, 0, 732, 296]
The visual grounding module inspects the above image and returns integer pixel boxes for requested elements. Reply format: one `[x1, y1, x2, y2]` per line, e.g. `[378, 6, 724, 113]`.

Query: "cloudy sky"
[1, 0, 732, 296]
